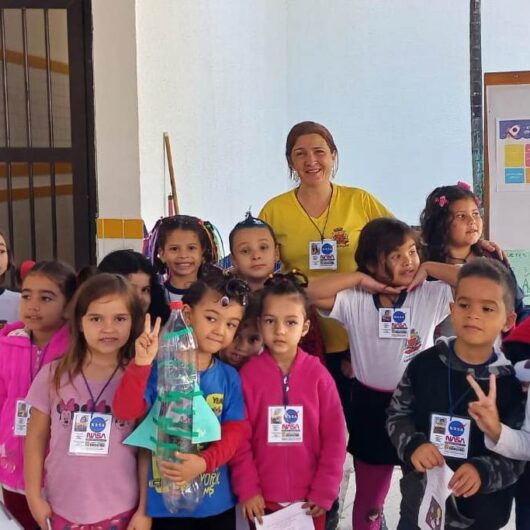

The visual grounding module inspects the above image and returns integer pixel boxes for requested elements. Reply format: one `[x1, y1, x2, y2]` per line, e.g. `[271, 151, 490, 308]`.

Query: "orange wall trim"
[97, 218, 144, 240]
[1, 48, 69, 74]
[0, 183, 72, 202]
[0, 162, 72, 178]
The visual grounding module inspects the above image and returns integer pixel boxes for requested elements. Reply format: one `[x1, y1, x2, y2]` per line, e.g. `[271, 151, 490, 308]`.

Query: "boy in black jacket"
[387, 259, 525, 529]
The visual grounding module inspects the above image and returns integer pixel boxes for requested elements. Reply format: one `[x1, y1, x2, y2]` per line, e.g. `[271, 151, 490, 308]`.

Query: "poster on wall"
[506, 249, 530, 306]
[496, 119, 530, 191]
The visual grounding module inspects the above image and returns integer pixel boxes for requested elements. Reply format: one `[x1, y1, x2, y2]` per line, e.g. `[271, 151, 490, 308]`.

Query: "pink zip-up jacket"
[0, 321, 69, 492]
[230, 348, 346, 511]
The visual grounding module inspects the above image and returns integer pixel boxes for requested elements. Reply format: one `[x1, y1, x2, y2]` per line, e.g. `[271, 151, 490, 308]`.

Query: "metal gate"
[0, 0, 95, 270]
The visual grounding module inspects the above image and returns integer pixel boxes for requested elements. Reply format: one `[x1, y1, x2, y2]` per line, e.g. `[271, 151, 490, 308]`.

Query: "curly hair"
[420, 185, 481, 263]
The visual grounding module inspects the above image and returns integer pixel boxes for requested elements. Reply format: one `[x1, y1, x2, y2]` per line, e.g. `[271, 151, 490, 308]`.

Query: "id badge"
[379, 307, 411, 339]
[430, 413, 471, 459]
[309, 240, 337, 270]
[268, 405, 303, 444]
[14, 399, 31, 437]
[68, 412, 112, 456]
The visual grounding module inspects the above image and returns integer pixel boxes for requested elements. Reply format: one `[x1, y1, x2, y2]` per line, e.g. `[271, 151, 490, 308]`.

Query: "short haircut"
[456, 258, 516, 311]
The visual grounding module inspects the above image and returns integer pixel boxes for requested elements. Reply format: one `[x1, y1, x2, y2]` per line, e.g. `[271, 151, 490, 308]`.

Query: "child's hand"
[27, 495, 52, 530]
[410, 443, 445, 472]
[134, 314, 162, 366]
[126, 510, 152, 530]
[467, 374, 502, 443]
[158, 453, 207, 487]
[241, 494, 265, 524]
[407, 263, 429, 292]
[448, 463, 481, 497]
[358, 273, 403, 295]
[302, 501, 326, 518]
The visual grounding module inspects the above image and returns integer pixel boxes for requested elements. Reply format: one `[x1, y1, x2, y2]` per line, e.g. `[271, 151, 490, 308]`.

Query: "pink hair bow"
[457, 181, 471, 191]
[435, 195, 449, 207]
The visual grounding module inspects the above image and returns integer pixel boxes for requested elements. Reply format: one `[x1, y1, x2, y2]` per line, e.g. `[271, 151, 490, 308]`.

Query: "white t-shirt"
[326, 281, 453, 391]
[0, 289, 20, 329]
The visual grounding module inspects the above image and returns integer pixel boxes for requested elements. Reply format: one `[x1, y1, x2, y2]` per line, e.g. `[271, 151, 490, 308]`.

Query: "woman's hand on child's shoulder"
[303, 500, 326, 518]
[410, 442, 445, 472]
[134, 314, 162, 366]
[242, 494, 265, 525]
[449, 463, 481, 498]
[27, 495, 52, 530]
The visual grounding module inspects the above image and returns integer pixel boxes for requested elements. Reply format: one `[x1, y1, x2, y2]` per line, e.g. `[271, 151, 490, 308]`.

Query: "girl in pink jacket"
[0, 261, 76, 529]
[230, 272, 346, 530]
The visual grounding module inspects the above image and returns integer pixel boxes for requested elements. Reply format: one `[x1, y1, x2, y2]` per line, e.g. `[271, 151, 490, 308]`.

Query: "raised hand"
[134, 314, 162, 366]
[467, 373, 502, 443]
[358, 273, 402, 295]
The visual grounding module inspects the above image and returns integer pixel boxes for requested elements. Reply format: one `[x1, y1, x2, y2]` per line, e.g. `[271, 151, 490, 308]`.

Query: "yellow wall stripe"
[97, 218, 144, 239]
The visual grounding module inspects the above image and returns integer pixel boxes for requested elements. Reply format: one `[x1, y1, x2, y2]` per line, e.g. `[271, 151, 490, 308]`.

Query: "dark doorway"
[0, 0, 95, 271]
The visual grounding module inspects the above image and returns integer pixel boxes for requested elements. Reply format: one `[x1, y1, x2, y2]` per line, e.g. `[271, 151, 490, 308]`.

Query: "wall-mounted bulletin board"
[484, 71, 530, 304]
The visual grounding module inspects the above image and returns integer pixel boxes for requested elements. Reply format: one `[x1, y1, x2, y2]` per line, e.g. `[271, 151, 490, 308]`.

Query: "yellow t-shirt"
[259, 184, 392, 354]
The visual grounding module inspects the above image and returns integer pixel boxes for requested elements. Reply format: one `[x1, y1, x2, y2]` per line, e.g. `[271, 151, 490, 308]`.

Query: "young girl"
[307, 218, 458, 530]
[151, 215, 220, 303]
[219, 294, 263, 369]
[420, 182, 528, 325]
[113, 266, 250, 529]
[230, 213, 325, 362]
[0, 261, 76, 530]
[98, 249, 170, 324]
[0, 230, 20, 328]
[24, 273, 145, 530]
[230, 272, 346, 530]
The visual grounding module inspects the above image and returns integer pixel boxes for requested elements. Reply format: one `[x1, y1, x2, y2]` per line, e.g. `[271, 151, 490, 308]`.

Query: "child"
[24, 273, 146, 530]
[219, 294, 263, 369]
[0, 230, 20, 329]
[420, 182, 529, 325]
[153, 215, 220, 303]
[98, 249, 170, 324]
[113, 266, 249, 529]
[307, 217, 458, 530]
[230, 213, 325, 362]
[387, 259, 526, 529]
[230, 272, 346, 530]
[0, 261, 76, 530]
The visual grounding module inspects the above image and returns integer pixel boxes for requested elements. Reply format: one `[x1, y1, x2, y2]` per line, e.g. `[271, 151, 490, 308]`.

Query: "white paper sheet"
[257, 502, 315, 530]
[418, 464, 454, 530]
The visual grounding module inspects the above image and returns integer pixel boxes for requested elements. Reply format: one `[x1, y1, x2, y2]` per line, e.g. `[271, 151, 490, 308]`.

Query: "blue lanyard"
[447, 346, 494, 417]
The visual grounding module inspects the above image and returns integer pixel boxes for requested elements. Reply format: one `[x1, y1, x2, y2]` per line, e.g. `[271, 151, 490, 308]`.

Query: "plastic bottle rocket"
[156, 300, 204, 512]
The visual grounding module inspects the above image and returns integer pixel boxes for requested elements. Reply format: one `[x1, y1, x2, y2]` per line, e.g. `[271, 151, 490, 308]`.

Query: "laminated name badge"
[68, 412, 112, 456]
[429, 413, 471, 459]
[379, 308, 411, 339]
[309, 240, 337, 270]
[268, 406, 303, 444]
[14, 400, 31, 437]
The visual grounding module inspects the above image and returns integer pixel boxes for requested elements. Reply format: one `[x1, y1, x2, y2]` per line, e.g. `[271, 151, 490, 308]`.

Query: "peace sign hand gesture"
[467, 373, 502, 444]
[135, 314, 162, 366]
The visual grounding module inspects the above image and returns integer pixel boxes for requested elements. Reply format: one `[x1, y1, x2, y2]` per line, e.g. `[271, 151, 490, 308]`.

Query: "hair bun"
[264, 269, 308, 289]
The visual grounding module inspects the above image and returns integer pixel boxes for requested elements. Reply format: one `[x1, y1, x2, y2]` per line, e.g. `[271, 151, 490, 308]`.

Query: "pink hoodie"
[230, 348, 346, 510]
[0, 321, 69, 492]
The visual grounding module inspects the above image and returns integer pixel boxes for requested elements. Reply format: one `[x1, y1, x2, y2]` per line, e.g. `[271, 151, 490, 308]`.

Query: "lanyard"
[295, 185, 334, 242]
[80, 365, 120, 414]
[29, 332, 48, 382]
[373, 289, 408, 309]
[447, 347, 493, 417]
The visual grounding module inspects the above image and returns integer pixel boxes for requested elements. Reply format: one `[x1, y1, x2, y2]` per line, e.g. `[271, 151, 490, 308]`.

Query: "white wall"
[136, 0, 288, 248]
[127, 1, 530, 251]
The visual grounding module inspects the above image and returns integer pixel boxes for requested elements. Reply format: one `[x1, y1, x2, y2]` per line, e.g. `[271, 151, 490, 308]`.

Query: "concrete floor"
[338, 454, 516, 530]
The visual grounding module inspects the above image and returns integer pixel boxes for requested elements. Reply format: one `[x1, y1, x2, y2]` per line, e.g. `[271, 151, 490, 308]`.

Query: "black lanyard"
[295, 185, 334, 242]
[373, 289, 408, 310]
[80, 365, 120, 414]
[447, 347, 494, 417]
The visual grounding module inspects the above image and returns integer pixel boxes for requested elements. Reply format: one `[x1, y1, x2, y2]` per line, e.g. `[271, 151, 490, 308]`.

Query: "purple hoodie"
[0, 321, 69, 492]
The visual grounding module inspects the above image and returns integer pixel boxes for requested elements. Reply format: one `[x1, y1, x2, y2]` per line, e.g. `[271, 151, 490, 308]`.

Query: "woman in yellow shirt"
[259, 121, 392, 412]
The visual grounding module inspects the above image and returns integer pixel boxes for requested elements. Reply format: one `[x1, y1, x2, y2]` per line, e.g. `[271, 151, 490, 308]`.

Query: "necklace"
[447, 250, 473, 264]
[295, 185, 334, 242]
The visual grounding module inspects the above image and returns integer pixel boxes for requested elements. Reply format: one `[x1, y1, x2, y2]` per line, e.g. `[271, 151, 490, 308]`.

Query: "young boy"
[387, 259, 526, 530]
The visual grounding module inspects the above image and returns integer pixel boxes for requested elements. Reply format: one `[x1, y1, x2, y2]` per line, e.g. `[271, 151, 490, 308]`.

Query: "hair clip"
[435, 195, 449, 207]
[220, 295, 230, 307]
[457, 181, 471, 191]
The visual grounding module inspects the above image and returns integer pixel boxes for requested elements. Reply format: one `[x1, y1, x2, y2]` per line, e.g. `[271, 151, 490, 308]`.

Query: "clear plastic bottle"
[156, 300, 204, 512]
